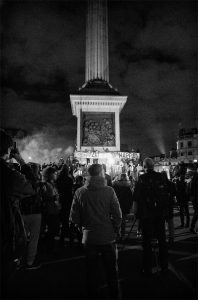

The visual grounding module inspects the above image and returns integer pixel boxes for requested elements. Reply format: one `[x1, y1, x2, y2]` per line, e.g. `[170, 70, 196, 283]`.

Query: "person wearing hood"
[113, 173, 133, 240]
[69, 164, 122, 300]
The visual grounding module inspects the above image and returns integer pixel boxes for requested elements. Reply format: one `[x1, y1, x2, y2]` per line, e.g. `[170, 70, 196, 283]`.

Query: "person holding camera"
[0, 129, 36, 281]
[70, 164, 122, 299]
[19, 162, 43, 270]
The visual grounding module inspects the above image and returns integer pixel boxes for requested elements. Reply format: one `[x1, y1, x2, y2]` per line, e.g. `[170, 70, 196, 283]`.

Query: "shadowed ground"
[2, 206, 198, 300]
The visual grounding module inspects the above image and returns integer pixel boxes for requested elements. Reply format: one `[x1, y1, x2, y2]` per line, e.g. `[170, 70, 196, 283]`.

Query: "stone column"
[85, 0, 109, 82]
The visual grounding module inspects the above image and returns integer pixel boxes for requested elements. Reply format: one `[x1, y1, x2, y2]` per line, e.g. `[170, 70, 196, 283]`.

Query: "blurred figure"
[70, 175, 84, 245]
[113, 173, 133, 240]
[70, 164, 122, 299]
[20, 163, 43, 269]
[42, 167, 61, 253]
[0, 129, 35, 281]
[102, 164, 113, 187]
[187, 167, 198, 233]
[56, 164, 73, 246]
[161, 171, 177, 245]
[57, 158, 65, 170]
[175, 175, 190, 228]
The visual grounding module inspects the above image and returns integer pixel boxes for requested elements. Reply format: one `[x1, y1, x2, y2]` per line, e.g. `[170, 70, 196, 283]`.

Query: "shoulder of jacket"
[75, 186, 87, 196]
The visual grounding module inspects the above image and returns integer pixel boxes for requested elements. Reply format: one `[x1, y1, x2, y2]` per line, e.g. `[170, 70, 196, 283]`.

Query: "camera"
[9, 141, 19, 159]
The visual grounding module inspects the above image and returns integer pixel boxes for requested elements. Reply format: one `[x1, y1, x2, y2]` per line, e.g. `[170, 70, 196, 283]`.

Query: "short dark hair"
[88, 164, 103, 176]
[143, 157, 154, 170]
[0, 129, 13, 156]
[42, 166, 56, 179]
[120, 173, 128, 181]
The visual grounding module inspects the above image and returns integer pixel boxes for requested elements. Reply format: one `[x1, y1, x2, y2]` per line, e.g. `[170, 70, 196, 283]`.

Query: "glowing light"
[28, 156, 32, 160]
[105, 153, 115, 165]
[146, 124, 166, 154]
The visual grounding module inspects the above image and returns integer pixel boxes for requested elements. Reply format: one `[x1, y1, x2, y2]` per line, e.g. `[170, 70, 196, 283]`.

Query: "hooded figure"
[70, 164, 122, 299]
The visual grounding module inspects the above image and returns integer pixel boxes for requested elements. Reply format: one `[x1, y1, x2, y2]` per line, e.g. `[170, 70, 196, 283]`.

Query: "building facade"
[176, 128, 198, 163]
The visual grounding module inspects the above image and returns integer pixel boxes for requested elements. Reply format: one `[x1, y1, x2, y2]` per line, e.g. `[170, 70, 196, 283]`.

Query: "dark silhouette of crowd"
[1, 128, 198, 299]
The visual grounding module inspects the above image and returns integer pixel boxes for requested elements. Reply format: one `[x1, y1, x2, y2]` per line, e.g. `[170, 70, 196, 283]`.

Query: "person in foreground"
[133, 158, 169, 276]
[69, 163, 122, 299]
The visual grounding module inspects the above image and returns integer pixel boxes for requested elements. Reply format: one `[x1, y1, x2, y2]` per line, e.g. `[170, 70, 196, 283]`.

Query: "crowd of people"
[1, 128, 198, 299]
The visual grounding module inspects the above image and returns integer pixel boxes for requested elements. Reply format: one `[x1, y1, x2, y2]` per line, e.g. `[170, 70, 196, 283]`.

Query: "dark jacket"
[190, 173, 198, 206]
[133, 170, 169, 220]
[113, 180, 133, 214]
[20, 164, 43, 215]
[42, 181, 60, 215]
[165, 179, 177, 218]
[56, 174, 73, 211]
[70, 176, 122, 245]
[0, 159, 35, 272]
[175, 178, 188, 203]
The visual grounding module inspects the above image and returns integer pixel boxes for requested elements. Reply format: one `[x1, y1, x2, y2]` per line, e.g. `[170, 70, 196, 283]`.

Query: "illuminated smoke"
[16, 129, 74, 164]
[146, 124, 166, 155]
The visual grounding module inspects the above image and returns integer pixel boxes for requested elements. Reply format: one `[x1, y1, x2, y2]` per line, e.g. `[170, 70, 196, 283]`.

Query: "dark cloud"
[2, 0, 85, 95]
[1, 89, 76, 134]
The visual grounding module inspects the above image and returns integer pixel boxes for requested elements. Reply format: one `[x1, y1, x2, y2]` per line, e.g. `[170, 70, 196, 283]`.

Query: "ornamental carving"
[82, 118, 115, 146]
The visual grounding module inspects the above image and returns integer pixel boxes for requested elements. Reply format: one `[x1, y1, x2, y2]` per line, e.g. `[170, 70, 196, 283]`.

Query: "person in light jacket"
[70, 164, 122, 300]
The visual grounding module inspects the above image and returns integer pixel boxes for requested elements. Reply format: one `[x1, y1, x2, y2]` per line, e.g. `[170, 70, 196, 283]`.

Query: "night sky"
[1, 0, 197, 160]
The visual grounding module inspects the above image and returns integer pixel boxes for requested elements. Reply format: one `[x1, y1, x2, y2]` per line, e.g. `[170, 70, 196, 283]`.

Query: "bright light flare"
[105, 153, 115, 166]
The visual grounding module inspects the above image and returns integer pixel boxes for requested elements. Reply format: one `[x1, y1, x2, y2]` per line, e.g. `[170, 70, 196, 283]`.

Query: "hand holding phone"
[9, 142, 19, 158]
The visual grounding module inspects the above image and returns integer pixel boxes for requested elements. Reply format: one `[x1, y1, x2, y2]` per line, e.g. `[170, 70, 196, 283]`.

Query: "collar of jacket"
[85, 176, 107, 190]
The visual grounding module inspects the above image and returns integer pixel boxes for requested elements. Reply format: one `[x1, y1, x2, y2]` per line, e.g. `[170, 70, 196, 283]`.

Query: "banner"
[74, 151, 140, 160]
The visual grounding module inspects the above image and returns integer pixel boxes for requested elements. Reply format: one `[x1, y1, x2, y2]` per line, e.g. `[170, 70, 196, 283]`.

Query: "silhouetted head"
[76, 175, 84, 185]
[42, 166, 57, 182]
[143, 157, 154, 170]
[59, 164, 69, 176]
[28, 162, 40, 178]
[88, 164, 104, 177]
[120, 173, 128, 181]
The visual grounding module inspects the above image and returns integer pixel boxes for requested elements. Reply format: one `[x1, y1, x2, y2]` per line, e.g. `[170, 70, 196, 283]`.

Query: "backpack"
[139, 172, 169, 217]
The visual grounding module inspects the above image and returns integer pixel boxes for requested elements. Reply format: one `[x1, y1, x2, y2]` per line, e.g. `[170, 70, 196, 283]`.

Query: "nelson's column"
[70, 0, 128, 165]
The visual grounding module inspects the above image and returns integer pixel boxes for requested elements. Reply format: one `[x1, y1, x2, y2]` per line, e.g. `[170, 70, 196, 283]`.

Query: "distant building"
[176, 128, 198, 163]
[146, 128, 198, 178]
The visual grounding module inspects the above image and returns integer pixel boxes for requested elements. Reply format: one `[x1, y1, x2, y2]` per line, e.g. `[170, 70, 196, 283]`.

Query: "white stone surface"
[70, 94, 127, 151]
[86, 0, 109, 82]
